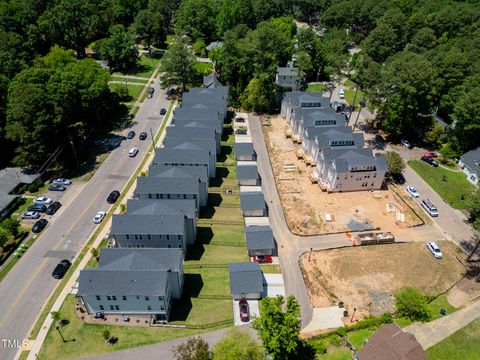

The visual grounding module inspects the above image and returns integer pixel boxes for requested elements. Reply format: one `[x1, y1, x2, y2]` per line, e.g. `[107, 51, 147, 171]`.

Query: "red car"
[239, 299, 250, 322]
[423, 152, 438, 158]
[252, 255, 273, 263]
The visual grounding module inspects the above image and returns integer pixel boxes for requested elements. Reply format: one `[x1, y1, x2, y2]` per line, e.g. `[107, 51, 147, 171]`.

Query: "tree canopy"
[159, 36, 195, 92]
[212, 328, 267, 360]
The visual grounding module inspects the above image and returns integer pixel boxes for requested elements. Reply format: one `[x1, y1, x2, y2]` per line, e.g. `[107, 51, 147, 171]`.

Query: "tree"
[424, 123, 444, 148]
[468, 188, 480, 225]
[172, 336, 212, 360]
[252, 295, 302, 360]
[385, 151, 405, 178]
[38, 0, 103, 58]
[295, 51, 312, 89]
[102, 329, 111, 341]
[241, 76, 275, 113]
[1, 218, 20, 237]
[100, 25, 138, 72]
[0, 228, 10, 249]
[159, 36, 195, 92]
[451, 87, 480, 153]
[395, 287, 432, 322]
[213, 328, 267, 360]
[175, 0, 218, 42]
[90, 247, 99, 259]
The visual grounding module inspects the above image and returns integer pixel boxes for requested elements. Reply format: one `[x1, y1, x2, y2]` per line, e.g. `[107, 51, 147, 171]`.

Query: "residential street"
[0, 80, 169, 360]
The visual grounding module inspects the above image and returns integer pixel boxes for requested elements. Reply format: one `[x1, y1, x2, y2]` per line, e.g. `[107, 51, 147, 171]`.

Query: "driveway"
[233, 300, 259, 326]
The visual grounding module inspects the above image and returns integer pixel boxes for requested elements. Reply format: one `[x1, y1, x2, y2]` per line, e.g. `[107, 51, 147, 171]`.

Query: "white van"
[338, 89, 345, 99]
[421, 198, 438, 217]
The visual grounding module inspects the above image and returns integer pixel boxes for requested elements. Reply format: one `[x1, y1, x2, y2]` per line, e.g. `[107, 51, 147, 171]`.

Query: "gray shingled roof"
[173, 119, 222, 134]
[206, 41, 223, 51]
[163, 139, 216, 158]
[0, 167, 39, 194]
[203, 73, 223, 88]
[245, 226, 275, 251]
[460, 147, 480, 176]
[127, 199, 197, 220]
[277, 67, 298, 76]
[189, 87, 228, 98]
[111, 214, 185, 235]
[174, 106, 223, 122]
[229, 262, 263, 294]
[234, 142, 256, 157]
[154, 148, 210, 165]
[99, 248, 183, 272]
[236, 164, 259, 180]
[78, 269, 168, 296]
[135, 176, 199, 195]
[149, 163, 208, 184]
[240, 191, 266, 211]
[166, 125, 216, 141]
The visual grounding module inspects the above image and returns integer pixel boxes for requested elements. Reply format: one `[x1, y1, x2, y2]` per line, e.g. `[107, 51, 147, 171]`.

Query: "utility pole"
[467, 233, 480, 262]
[68, 135, 80, 168]
[149, 127, 156, 150]
[348, 86, 359, 124]
[352, 103, 362, 131]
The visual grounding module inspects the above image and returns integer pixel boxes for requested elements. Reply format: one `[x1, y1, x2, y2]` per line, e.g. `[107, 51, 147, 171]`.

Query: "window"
[112, 296, 117, 301]
[126, 234, 130, 240]
[128, 244, 132, 248]
[166, 235, 169, 240]
[136, 296, 140, 300]
[99, 305, 104, 310]
[115, 305, 120, 311]
[158, 296, 164, 301]
[139, 235, 143, 240]
[178, 244, 182, 248]
[160, 306, 165, 311]
[107, 296, 112, 301]
[177, 235, 182, 240]
[145, 296, 149, 301]
[147, 306, 152, 311]
[122, 296, 127, 301]
[155, 194, 160, 199]
[110, 305, 114, 310]
[147, 234, 151, 240]
[167, 244, 171, 248]
[148, 194, 152, 199]
[134, 234, 138, 240]
[96, 296, 101, 301]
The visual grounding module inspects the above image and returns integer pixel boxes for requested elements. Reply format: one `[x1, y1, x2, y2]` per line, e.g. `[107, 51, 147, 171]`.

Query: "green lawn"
[429, 294, 458, 321]
[307, 83, 324, 92]
[113, 55, 160, 79]
[193, 61, 212, 75]
[344, 80, 356, 87]
[38, 295, 223, 360]
[408, 160, 475, 209]
[317, 349, 352, 360]
[347, 328, 375, 349]
[426, 317, 480, 359]
[260, 264, 281, 273]
[344, 88, 364, 108]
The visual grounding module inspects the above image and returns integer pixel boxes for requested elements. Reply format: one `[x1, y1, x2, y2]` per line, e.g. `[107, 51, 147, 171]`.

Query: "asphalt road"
[0, 81, 169, 360]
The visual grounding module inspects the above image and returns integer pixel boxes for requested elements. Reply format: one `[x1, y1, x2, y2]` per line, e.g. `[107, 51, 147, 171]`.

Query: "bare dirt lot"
[300, 241, 466, 320]
[263, 115, 428, 236]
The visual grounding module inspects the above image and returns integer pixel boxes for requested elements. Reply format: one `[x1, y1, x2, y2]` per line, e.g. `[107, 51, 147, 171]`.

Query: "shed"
[240, 191, 266, 217]
[236, 162, 260, 186]
[245, 225, 275, 256]
[229, 262, 263, 300]
[234, 142, 256, 161]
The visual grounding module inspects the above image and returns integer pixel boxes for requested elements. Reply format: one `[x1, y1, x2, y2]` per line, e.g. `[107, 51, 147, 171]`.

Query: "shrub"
[395, 287, 432, 322]
[1, 218, 20, 237]
[28, 179, 44, 193]
[102, 329, 111, 340]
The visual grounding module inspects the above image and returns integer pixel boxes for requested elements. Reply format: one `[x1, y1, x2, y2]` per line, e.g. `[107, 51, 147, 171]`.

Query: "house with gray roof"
[206, 41, 223, 52]
[234, 142, 256, 161]
[147, 166, 207, 212]
[459, 146, 480, 185]
[77, 269, 172, 321]
[111, 214, 187, 253]
[127, 198, 197, 243]
[203, 72, 223, 88]
[292, 107, 346, 137]
[315, 148, 387, 192]
[165, 125, 219, 154]
[245, 225, 276, 256]
[240, 191, 267, 217]
[0, 167, 40, 220]
[281, 91, 330, 123]
[229, 262, 263, 300]
[174, 105, 224, 132]
[153, 147, 214, 178]
[172, 120, 221, 149]
[162, 139, 217, 170]
[275, 67, 300, 90]
[236, 161, 261, 186]
[134, 176, 204, 208]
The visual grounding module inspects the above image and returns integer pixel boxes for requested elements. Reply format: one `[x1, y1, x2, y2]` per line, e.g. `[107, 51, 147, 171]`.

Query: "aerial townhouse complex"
[77, 87, 228, 322]
[281, 91, 387, 192]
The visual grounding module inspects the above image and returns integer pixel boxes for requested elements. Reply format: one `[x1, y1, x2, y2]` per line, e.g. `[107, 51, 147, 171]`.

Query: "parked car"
[48, 183, 66, 191]
[160, 108, 167, 115]
[338, 88, 345, 99]
[28, 204, 47, 213]
[32, 219, 48, 233]
[253, 255, 273, 264]
[239, 299, 250, 322]
[421, 156, 439, 167]
[421, 198, 439, 217]
[427, 242, 443, 259]
[107, 190, 120, 204]
[127, 131, 136, 139]
[93, 211, 106, 224]
[34, 197, 53, 206]
[235, 129, 248, 135]
[139, 132, 147, 140]
[235, 117, 245, 123]
[52, 259, 71, 279]
[94, 312, 105, 319]
[128, 147, 139, 157]
[406, 186, 419, 198]
[45, 201, 62, 215]
[423, 152, 438, 158]
[21, 211, 40, 220]
[52, 178, 72, 185]
[401, 139, 412, 149]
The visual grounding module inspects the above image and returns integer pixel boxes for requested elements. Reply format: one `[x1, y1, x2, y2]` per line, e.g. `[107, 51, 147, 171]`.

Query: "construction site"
[263, 115, 426, 236]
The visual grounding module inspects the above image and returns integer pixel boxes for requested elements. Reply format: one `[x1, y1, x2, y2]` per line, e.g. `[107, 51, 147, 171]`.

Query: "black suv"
[421, 156, 439, 167]
[28, 204, 47, 213]
[160, 108, 167, 115]
[52, 259, 71, 279]
[139, 132, 147, 140]
[127, 131, 136, 139]
[45, 202, 62, 215]
[32, 219, 48, 233]
[107, 190, 120, 204]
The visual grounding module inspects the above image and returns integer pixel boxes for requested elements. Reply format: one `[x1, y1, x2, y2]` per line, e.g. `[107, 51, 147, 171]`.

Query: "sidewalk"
[404, 299, 480, 349]
[19, 96, 176, 360]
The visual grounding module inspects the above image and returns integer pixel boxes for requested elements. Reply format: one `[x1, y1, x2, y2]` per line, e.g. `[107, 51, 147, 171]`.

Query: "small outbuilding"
[240, 191, 267, 217]
[234, 142, 257, 161]
[236, 161, 261, 186]
[245, 225, 275, 256]
[229, 262, 263, 300]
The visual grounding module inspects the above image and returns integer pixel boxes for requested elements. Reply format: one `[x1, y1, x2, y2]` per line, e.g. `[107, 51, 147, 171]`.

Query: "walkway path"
[108, 81, 146, 86]
[110, 75, 150, 81]
[405, 299, 480, 349]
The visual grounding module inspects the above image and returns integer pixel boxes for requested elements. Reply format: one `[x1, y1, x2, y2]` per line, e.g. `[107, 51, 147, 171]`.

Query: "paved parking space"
[233, 299, 260, 326]
[262, 273, 285, 298]
[301, 306, 345, 334]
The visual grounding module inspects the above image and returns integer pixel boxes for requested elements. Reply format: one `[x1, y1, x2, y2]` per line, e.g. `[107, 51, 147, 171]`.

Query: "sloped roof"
[236, 163, 259, 180]
[203, 73, 223, 88]
[460, 146, 480, 176]
[245, 226, 275, 251]
[99, 248, 182, 272]
[206, 41, 223, 51]
[111, 214, 185, 235]
[163, 139, 216, 158]
[234, 142, 256, 157]
[135, 176, 199, 195]
[154, 148, 210, 165]
[229, 262, 263, 294]
[78, 269, 168, 296]
[173, 119, 222, 133]
[166, 125, 216, 141]
[127, 198, 196, 220]
[240, 191, 266, 211]
[0, 167, 39, 194]
[149, 163, 208, 184]
[277, 67, 298, 76]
